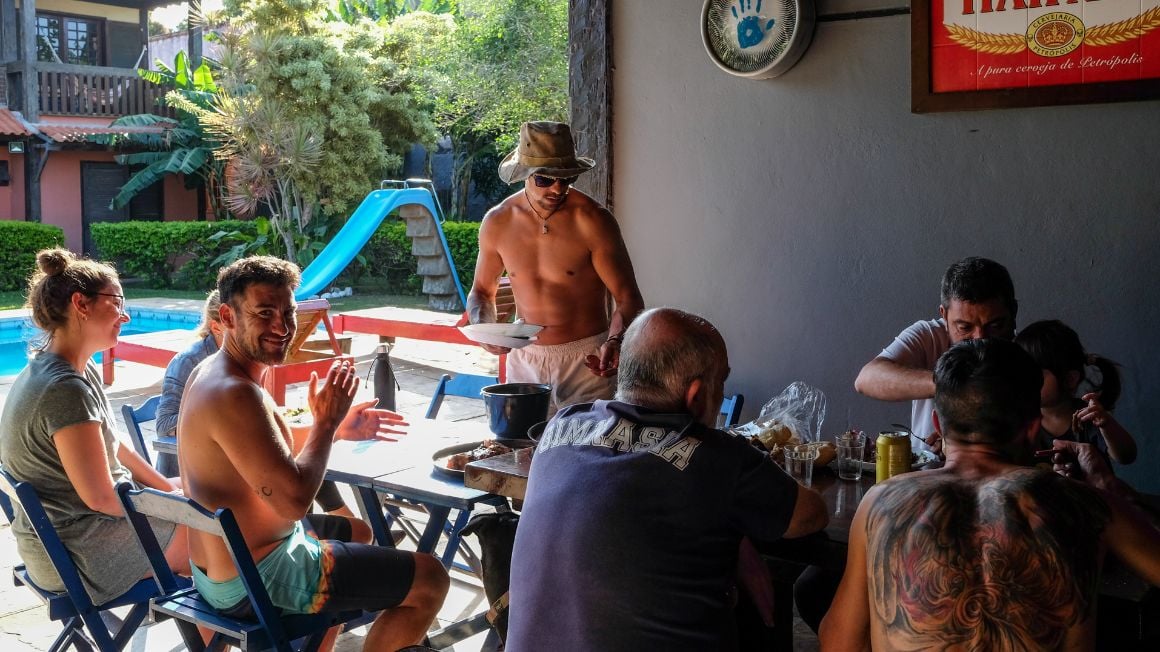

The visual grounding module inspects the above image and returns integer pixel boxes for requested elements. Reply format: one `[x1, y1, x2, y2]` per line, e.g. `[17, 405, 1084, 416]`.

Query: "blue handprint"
[731, 0, 775, 49]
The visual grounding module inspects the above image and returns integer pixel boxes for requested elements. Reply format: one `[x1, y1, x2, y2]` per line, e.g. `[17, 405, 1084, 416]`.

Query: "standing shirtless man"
[468, 121, 644, 414]
[179, 256, 449, 651]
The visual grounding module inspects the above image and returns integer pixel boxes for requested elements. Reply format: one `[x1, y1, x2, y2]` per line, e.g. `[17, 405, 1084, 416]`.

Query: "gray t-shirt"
[879, 318, 951, 447]
[0, 351, 175, 604]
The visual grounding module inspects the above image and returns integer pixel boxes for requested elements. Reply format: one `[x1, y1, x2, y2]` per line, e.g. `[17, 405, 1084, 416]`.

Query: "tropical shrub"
[91, 220, 258, 289]
[0, 222, 65, 291]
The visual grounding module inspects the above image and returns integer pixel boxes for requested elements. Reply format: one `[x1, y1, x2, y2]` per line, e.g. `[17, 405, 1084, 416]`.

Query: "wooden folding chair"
[117, 483, 373, 652]
[0, 468, 168, 652]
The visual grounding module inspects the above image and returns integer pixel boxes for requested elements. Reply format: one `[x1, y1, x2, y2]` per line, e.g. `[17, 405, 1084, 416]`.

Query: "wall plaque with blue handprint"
[701, 0, 816, 79]
[733, 0, 776, 49]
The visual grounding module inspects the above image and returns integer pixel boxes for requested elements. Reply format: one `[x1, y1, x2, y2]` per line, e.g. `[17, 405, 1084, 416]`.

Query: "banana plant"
[92, 51, 226, 216]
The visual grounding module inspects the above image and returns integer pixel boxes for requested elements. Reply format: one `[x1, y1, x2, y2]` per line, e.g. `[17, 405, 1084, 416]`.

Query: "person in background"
[1016, 319, 1137, 465]
[178, 256, 446, 652]
[854, 256, 1017, 453]
[0, 249, 190, 605]
[507, 307, 828, 651]
[468, 121, 644, 415]
[153, 289, 223, 477]
[154, 289, 365, 526]
[820, 339, 1160, 651]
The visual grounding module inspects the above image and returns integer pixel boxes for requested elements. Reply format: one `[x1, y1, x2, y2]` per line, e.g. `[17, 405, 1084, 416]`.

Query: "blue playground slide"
[294, 187, 465, 306]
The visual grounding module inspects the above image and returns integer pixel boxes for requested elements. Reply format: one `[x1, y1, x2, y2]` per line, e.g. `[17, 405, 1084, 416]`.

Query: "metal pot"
[481, 383, 551, 440]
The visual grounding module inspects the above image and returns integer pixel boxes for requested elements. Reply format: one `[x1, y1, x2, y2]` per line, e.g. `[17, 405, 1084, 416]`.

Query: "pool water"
[0, 309, 198, 377]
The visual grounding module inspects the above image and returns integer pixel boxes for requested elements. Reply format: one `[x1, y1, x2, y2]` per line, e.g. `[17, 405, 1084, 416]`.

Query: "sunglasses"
[532, 174, 579, 188]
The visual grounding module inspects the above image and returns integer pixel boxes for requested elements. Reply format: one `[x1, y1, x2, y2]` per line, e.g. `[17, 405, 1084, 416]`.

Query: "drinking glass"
[784, 446, 818, 488]
[835, 431, 867, 481]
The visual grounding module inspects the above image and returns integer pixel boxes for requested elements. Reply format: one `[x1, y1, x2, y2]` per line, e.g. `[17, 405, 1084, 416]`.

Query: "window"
[36, 14, 102, 65]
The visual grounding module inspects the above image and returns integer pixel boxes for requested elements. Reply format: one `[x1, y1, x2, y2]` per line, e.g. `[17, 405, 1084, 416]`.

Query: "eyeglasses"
[532, 174, 578, 188]
[96, 292, 127, 315]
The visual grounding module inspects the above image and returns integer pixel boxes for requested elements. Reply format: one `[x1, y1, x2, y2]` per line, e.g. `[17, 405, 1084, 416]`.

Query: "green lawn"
[0, 288, 437, 313]
[0, 291, 25, 310]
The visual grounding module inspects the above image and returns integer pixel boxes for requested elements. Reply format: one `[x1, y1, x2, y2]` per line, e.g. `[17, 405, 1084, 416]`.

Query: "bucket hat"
[497, 121, 595, 183]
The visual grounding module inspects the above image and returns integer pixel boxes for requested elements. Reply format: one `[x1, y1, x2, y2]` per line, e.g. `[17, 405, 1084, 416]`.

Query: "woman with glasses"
[0, 248, 190, 604]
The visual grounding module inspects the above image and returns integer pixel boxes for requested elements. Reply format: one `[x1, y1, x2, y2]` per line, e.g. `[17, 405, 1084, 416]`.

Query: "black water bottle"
[372, 343, 397, 411]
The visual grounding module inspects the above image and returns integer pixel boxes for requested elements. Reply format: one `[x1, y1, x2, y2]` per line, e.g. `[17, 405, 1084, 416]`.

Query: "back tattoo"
[865, 469, 1110, 650]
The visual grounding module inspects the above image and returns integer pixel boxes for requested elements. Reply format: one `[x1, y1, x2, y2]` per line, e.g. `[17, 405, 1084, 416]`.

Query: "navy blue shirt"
[507, 400, 800, 651]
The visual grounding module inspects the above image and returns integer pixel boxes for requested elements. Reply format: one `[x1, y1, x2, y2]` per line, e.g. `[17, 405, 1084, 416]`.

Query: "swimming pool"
[0, 308, 199, 377]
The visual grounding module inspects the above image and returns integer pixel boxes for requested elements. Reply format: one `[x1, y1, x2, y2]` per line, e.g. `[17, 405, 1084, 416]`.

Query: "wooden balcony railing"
[36, 63, 175, 118]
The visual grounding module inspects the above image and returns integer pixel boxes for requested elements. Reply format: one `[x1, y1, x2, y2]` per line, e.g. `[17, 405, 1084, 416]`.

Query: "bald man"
[506, 308, 828, 651]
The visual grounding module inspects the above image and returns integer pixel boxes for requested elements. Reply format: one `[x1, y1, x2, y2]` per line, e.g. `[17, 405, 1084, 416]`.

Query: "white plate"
[856, 450, 938, 473]
[463, 322, 543, 338]
[458, 324, 540, 349]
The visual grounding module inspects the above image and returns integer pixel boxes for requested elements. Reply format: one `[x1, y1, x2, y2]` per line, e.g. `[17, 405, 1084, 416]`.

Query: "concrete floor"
[0, 299, 820, 651]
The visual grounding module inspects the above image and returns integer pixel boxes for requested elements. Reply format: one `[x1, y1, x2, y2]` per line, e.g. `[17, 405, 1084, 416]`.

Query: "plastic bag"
[730, 381, 828, 446]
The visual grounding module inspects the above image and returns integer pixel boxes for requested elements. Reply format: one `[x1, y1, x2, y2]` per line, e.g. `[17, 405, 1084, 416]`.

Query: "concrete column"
[568, 0, 611, 210]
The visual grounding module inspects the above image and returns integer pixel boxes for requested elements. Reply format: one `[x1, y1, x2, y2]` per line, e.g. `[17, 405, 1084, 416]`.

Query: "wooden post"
[188, 12, 203, 70]
[19, 0, 37, 121]
[138, 6, 149, 69]
[0, 0, 17, 63]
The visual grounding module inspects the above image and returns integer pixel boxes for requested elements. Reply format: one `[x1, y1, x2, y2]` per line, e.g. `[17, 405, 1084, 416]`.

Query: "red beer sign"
[930, 0, 1160, 92]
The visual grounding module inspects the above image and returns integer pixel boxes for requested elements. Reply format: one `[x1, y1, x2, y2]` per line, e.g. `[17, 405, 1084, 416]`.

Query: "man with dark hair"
[855, 256, 1018, 451]
[506, 307, 828, 651]
[179, 256, 449, 651]
[468, 121, 644, 416]
[821, 339, 1160, 651]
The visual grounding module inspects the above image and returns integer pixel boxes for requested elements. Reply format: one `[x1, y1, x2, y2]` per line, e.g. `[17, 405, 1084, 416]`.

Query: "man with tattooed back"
[820, 339, 1160, 651]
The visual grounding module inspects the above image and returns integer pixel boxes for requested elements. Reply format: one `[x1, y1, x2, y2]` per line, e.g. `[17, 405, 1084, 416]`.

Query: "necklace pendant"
[541, 223, 549, 235]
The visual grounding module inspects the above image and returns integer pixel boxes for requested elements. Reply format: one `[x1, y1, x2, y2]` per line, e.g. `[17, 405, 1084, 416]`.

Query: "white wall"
[148, 30, 221, 70]
[610, 1, 1160, 491]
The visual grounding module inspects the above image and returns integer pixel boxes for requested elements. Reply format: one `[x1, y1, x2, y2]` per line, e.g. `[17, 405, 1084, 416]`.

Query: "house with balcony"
[0, 0, 207, 254]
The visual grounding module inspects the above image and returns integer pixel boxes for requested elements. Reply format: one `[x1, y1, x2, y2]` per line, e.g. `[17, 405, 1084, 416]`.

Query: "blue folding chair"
[0, 468, 166, 652]
[0, 484, 13, 523]
[720, 393, 745, 428]
[120, 395, 161, 467]
[425, 373, 499, 420]
[117, 483, 373, 652]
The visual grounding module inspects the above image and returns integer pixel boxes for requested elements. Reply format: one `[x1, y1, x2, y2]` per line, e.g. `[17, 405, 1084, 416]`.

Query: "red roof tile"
[0, 109, 32, 136]
[38, 123, 168, 143]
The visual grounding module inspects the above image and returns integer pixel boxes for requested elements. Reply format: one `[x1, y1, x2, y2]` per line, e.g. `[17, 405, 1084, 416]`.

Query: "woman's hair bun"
[36, 248, 73, 277]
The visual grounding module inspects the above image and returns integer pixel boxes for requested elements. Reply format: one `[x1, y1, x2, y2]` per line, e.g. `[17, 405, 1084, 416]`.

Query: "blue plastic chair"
[424, 373, 499, 420]
[117, 483, 373, 652]
[720, 393, 745, 428]
[0, 468, 165, 652]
